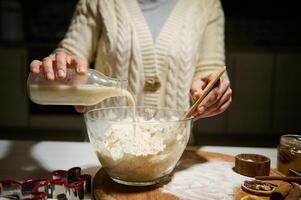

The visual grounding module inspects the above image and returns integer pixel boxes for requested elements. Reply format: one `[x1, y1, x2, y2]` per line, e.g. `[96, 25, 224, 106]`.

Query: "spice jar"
[277, 134, 301, 175]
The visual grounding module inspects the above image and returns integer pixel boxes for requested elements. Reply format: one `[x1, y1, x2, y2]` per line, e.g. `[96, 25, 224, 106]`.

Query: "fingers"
[194, 97, 232, 121]
[205, 88, 232, 117]
[199, 76, 227, 105]
[194, 88, 232, 120]
[190, 75, 225, 105]
[216, 78, 230, 99]
[29, 52, 88, 81]
[190, 78, 206, 95]
[219, 87, 232, 108]
[190, 75, 218, 118]
[191, 77, 232, 120]
[69, 56, 87, 75]
[55, 52, 67, 79]
[30, 60, 42, 74]
[42, 56, 55, 80]
[199, 87, 219, 110]
[219, 97, 232, 112]
[74, 106, 86, 113]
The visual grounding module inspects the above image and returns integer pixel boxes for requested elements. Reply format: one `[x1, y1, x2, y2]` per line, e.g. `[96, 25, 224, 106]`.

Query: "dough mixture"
[89, 116, 189, 182]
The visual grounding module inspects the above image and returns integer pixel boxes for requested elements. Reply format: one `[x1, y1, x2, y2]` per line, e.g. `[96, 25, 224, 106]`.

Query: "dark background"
[0, 0, 300, 147]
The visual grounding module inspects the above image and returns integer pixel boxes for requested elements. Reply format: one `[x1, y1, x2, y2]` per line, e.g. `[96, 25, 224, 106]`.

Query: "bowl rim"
[84, 106, 194, 123]
[235, 153, 271, 163]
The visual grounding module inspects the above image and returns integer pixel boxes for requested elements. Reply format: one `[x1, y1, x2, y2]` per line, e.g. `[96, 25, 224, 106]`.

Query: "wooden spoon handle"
[184, 66, 226, 118]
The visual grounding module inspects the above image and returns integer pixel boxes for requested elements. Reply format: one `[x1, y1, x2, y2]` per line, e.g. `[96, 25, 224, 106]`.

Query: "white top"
[138, 0, 178, 41]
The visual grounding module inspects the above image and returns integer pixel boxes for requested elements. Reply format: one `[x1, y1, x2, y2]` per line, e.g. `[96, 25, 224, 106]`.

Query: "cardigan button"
[144, 77, 161, 92]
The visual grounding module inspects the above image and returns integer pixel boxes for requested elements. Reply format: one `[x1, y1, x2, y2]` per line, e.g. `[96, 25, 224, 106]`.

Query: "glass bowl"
[84, 106, 193, 186]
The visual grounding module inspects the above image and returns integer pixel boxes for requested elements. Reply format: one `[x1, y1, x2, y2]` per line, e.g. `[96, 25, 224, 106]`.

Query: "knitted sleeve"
[193, 0, 226, 80]
[55, 0, 101, 64]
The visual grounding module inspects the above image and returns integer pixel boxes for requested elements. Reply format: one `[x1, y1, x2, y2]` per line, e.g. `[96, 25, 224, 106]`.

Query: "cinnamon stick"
[256, 176, 301, 183]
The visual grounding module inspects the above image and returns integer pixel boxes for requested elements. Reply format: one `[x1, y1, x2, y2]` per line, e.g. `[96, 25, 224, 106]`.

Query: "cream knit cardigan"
[56, 0, 226, 111]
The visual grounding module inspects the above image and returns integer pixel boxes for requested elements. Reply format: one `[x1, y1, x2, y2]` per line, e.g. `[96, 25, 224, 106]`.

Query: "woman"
[29, 0, 232, 120]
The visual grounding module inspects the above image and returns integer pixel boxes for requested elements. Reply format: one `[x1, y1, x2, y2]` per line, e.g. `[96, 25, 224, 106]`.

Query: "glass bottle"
[27, 69, 131, 106]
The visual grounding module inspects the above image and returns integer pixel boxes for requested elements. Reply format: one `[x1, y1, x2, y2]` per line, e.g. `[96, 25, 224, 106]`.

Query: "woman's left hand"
[190, 74, 232, 120]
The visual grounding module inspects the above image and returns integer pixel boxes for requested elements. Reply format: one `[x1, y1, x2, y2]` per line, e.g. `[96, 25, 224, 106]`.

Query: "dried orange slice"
[241, 180, 277, 195]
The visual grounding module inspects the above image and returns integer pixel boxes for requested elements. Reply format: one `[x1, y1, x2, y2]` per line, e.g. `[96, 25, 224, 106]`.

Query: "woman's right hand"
[29, 51, 88, 80]
[29, 51, 88, 113]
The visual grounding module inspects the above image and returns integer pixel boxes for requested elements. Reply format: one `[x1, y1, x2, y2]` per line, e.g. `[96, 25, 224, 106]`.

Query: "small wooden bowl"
[234, 154, 271, 177]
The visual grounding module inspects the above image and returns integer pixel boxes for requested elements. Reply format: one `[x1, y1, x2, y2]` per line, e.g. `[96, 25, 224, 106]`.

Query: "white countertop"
[0, 140, 277, 181]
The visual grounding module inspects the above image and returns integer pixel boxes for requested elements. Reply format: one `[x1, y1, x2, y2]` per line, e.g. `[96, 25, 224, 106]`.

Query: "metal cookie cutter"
[0, 167, 91, 200]
[0, 178, 49, 200]
[51, 167, 91, 200]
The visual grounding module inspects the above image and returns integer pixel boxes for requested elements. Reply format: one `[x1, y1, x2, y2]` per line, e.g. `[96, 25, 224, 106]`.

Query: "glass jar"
[277, 134, 301, 175]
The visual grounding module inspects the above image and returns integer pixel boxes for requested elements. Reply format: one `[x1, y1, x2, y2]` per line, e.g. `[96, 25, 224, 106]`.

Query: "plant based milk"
[29, 84, 135, 106]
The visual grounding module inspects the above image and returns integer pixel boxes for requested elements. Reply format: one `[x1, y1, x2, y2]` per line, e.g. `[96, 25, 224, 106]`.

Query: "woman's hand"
[29, 51, 88, 113]
[74, 106, 86, 113]
[30, 51, 88, 80]
[190, 74, 232, 120]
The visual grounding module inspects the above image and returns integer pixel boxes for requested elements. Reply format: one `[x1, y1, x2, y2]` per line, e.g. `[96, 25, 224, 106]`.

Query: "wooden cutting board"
[93, 149, 287, 200]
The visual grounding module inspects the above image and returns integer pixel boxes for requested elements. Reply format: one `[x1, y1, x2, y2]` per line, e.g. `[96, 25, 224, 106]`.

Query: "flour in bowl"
[89, 116, 190, 182]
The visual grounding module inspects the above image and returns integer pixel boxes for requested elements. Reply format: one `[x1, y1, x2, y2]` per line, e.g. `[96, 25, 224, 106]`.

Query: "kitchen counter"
[0, 140, 277, 181]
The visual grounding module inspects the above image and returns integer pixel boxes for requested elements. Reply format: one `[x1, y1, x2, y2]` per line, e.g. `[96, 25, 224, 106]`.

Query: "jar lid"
[280, 134, 301, 151]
